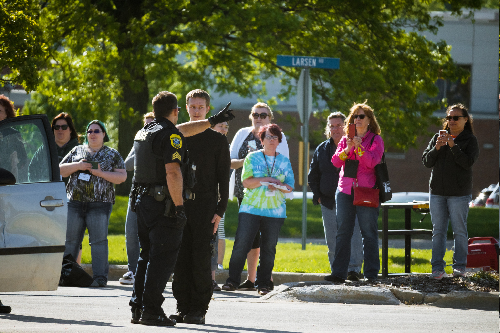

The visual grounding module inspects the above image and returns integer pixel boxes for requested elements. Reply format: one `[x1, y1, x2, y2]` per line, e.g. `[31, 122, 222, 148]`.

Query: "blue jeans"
[226, 213, 284, 289]
[125, 198, 140, 273]
[64, 200, 112, 282]
[332, 190, 380, 280]
[321, 204, 363, 273]
[430, 194, 471, 271]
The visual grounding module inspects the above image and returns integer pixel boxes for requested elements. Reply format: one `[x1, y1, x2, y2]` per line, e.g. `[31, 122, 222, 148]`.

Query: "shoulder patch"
[172, 151, 182, 161]
[170, 134, 182, 149]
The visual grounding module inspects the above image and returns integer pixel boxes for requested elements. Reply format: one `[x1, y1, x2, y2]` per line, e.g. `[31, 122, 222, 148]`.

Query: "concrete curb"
[82, 264, 499, 310]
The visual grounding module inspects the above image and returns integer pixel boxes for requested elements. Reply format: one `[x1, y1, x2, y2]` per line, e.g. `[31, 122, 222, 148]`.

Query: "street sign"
[277, 55, 340, 69]
[296, 69, 312, 123]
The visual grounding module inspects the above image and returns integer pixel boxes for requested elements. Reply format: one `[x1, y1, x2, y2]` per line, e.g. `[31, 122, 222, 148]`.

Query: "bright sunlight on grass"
[82, 237, 455, 275]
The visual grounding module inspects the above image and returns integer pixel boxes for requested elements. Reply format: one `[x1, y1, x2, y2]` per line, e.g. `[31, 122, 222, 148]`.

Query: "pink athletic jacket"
[331, 131, 384, 195]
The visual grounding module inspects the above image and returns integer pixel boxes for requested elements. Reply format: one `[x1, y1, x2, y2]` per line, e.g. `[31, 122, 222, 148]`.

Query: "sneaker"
[212, 280, 221, 291]
[258, 287, 271, 296]
[346, 271, 361, 281]
[430, 271, 448, 280]
[365, 277, 378, 284]
[184, 310, 205, 324]
[131, 307, 142, 324]
[119, 271, 135, 285]
[221, 282, 237, 291]
[91, 278, 107, 287]
[453, 268, 465, 277]
[238, 280, 256, 291]
[140, 312, 176, 326]
[324, 274, 345, 283]
[217, 264, 224, 270]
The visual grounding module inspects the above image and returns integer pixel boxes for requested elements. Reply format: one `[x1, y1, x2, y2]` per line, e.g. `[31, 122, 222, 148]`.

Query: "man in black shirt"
[171, 89, 230, 325]
[129, 91, 233, 327]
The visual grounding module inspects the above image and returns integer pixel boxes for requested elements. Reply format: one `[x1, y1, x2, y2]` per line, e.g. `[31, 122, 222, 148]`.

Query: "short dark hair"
[443, 103, 474, 134]
[52, 112, 79, 141]
[0, 95, 15, 118]
[258, 123, 282, 143]
[152, 91, 179, 118]
[186, 89, 210, 108]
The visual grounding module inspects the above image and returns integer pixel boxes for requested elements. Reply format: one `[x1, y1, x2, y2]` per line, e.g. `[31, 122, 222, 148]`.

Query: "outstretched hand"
[208, 102, 235, 126]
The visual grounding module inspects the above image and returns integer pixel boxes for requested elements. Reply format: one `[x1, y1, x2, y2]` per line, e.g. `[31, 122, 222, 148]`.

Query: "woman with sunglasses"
[223, 124, 294, 295]
[325, 102, 384, 283]
[60, 120, 127, 287]
[422, 104, 479, 280]
[228, 102, 289, 291]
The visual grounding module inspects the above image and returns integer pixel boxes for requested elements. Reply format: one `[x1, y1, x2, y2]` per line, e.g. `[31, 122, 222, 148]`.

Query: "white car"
[0, 115, 67, 293]
[485, 183, 499, 208]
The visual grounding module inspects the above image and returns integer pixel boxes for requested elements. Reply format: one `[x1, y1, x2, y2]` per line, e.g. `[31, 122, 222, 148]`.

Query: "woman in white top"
[229, 102, 289, 290]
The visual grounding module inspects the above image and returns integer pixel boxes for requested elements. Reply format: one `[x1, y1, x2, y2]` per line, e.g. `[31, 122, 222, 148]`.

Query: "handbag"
[375, 153, 392, 203]
[353, 181, 380, 207]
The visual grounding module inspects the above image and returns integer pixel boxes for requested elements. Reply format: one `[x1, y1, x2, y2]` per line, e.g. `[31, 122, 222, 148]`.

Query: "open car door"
[0, 114, 67, 291]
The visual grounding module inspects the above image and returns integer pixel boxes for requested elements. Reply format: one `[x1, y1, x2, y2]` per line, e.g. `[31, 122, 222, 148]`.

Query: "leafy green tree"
[0, 0, 46, 92]
[25, 0, 486, 156]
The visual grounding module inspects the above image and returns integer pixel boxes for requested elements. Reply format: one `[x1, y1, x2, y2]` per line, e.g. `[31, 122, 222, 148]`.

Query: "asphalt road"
[0, 282, 497, 333]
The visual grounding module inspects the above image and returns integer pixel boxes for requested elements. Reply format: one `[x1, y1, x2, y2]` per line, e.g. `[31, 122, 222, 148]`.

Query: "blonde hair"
[249, 102, 273, 121]
[345, 101, 381, 135]
[144, 112, 155, 121]
[325, 112, 346, 138]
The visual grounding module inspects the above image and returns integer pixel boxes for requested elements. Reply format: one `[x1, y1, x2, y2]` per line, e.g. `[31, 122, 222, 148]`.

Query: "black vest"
[133, 121, 173, 185]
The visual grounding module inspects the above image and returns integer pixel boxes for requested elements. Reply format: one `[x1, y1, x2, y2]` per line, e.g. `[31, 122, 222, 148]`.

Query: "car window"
[0, 119, 51, 183]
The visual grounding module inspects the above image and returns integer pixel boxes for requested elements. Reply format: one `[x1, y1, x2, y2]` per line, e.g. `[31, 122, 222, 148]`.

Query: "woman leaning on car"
[422, 103, 479, 280]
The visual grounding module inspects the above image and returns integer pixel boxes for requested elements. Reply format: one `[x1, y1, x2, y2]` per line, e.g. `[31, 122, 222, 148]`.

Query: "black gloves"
[208, 102, 235, 126]
[175, 205, 187, 227]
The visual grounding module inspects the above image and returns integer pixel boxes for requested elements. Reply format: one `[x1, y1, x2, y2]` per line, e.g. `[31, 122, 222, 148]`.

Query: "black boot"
[184, 310, 205, 324]
[139, 311, 176, 326]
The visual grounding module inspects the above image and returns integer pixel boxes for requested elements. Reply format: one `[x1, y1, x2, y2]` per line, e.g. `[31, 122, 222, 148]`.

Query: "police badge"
[170, 134, 182, 149]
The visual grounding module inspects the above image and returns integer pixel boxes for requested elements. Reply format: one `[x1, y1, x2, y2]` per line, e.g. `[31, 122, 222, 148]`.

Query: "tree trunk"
[115, 57, 149, 196]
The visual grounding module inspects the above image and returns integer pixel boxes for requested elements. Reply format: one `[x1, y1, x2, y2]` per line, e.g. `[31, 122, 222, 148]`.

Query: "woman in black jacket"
[308, 112, 363, 281]
[422, 103, 479, 280]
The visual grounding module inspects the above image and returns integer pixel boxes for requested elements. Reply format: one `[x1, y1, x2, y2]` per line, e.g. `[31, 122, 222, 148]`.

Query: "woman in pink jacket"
[324, 102, 384, 283]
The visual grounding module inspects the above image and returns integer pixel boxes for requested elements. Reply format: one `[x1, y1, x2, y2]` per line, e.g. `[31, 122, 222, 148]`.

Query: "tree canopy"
[0, 0, 46, 92]
[21, 0, 487, 156]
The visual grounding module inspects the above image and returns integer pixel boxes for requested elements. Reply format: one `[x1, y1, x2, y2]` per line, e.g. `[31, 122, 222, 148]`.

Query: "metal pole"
[301, 68, 310, 250]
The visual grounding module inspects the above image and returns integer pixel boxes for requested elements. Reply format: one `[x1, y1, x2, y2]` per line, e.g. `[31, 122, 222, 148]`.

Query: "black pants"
[172, 193, 217, 314]
[129, 195, 184, 315]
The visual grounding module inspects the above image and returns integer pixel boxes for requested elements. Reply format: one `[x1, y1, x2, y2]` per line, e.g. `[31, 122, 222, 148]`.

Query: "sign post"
[277, 55, 339, 250]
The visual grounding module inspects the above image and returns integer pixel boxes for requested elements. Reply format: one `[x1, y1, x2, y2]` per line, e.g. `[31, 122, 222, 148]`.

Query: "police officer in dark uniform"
[129, 91, 233, 326]
[171, 89, 230, 325]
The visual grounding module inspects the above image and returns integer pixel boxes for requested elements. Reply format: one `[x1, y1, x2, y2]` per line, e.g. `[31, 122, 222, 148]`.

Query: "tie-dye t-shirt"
[239, 151, 294, 218]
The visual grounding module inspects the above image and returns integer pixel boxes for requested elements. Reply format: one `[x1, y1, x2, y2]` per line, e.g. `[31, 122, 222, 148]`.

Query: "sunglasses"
[353, 114, 366, 120]
[54, 125, 69, 130]
[252, 112, 269, 119]
[445, 115, 466, 121]
[87, 129, 102, 134]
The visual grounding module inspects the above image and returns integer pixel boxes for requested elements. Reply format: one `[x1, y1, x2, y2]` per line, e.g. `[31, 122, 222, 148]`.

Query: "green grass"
[82, 237, 455, 275]
[108, 196, 499, 239]
[95, 195, 496, 274]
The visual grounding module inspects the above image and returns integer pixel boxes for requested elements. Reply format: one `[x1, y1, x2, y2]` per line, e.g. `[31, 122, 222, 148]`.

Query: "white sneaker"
[453, 268, 465, 277]
[430, 271, 448, 280]
[217, 264, 223, 270]
[119, 271, 135, 285]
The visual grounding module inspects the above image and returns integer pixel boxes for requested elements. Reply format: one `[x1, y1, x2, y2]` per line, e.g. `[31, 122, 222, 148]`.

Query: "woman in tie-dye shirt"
[223, 124, 294, 296]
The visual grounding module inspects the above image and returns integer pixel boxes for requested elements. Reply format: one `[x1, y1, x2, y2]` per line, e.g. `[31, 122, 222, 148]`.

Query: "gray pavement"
[0, 281, 498, 332]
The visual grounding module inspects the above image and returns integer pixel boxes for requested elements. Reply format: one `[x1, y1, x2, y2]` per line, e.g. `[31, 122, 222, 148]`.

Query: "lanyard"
[262, 151, 277, 177]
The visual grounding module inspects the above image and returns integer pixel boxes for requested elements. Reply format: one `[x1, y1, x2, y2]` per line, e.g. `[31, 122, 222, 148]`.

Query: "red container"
[466, 237, 499, 272]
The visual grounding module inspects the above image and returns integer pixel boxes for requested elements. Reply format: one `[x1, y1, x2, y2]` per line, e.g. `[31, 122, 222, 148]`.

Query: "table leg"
[382, 207, 389, 278]
[405, 208, 411, 273]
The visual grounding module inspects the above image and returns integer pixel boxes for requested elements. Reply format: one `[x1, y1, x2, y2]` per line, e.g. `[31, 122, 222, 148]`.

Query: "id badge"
[265, 190, 276, 197]
[78, 173, 91, 182]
